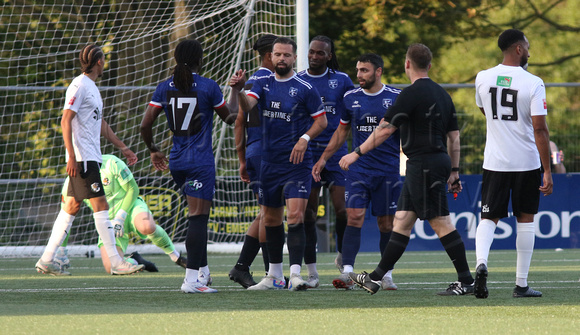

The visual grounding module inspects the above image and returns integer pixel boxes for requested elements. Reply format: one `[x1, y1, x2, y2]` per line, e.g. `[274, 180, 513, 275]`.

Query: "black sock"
[335, 217, 347, 253]
[265, 225, 285, 264]
[304, 220, 317, 264]
[259, 242, 270, 273]
[235, 235, 260, 272]
[370, 232, 409, 281]
[287, 223, 305, 266]
[379, 231, 392, 255]
[185, 214, 209, 270]
[440, 230, 474, 284]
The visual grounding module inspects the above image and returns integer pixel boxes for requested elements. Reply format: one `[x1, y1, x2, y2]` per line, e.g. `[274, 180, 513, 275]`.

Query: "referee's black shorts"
[481, 168, 541, 219]
[398, 152, 451, 220]
[67, 161, 105, 202]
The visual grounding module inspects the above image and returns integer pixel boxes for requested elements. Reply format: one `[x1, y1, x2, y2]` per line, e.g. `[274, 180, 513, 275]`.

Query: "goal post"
[0, 0, 299, 257]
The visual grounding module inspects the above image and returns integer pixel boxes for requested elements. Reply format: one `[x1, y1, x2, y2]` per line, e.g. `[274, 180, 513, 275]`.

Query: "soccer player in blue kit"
[237, 37, 328, 291]
[312, 53, 401, 291]
[344, 44, 474, 296]
[297, 36, 354, 288]
[141, 39, 243, 293]
[229, 34, 278, 289]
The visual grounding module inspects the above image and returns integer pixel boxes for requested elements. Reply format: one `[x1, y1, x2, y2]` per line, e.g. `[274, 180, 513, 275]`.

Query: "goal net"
[0, 0, 296, 257]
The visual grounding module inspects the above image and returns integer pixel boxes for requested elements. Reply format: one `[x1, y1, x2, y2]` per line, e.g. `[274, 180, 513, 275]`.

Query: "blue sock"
[341, 226, 361, 267]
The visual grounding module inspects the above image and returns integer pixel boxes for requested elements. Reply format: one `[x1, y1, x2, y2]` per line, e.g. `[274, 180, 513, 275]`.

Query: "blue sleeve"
[211, 80, 225, 107]
[248, 77, 264, 99]
[305, 86, 324, 116]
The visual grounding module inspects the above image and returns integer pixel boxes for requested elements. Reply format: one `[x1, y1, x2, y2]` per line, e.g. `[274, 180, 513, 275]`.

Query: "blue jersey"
[248, 72, 325, 165]
[297, 69, 354, 154]
[244, 67, 273, 159]
[149, 74, 225, 170]
[341, 85, 401, 175]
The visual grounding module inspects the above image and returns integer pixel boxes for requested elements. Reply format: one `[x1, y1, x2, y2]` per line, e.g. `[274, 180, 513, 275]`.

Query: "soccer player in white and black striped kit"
[473, 29, 552, 298]
[36, 44, 144, 276]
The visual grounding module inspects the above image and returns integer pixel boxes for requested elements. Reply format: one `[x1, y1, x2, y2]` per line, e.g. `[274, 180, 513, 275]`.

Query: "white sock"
[168, 251, 180, 262]
[40, 210, 75, 263]
[475, 219, 496, 267]
[516, 221, 535, 287]
[383, 269, 393, 280]
[343, 265, 354, 274]
[268, 263, 284, 279]
[185, 268, 199, 283]
[199, 265, 210, 276]
[289, 264, 301, 276]
[306, 263, 317, 277]
[93, 210, 122, 268]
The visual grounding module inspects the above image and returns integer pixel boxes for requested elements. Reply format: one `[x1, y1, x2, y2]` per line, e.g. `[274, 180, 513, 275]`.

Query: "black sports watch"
[354, 146, 363, 156]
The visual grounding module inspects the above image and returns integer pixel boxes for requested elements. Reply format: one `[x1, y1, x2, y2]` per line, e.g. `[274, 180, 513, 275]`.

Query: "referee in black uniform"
[340, 43, 474, 295]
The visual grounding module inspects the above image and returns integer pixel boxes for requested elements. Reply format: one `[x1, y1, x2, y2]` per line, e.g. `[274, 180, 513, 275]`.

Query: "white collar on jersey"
[362, 84, 386, 96]
[274, 71, 297, 82]
[304, 68, 329, 78]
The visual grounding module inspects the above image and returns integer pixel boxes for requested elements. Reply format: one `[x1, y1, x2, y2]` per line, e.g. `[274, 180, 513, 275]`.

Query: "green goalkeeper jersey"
[62, 154, 135, 219]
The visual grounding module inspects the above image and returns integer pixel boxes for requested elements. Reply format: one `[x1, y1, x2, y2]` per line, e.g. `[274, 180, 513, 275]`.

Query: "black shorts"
[481, 168, 541, 219]
[397, 152, 450, 220]
[67, 161, 105, 202]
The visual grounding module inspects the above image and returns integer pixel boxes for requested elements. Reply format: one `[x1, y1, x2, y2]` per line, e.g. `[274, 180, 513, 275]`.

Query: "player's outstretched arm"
[141, 105, 168, 171]
[101, 119, 137, 166]
[339, 118, 396, 171]
[312, 123, 350, 182]
[234, 104, 250, 183]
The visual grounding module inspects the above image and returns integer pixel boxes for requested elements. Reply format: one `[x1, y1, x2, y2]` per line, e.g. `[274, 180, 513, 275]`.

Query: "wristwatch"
[354, 146, 363, 156]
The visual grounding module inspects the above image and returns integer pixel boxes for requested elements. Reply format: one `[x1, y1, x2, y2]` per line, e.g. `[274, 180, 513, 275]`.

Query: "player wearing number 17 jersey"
[473, 29, 552, 299]
[141, 39, 242, 293]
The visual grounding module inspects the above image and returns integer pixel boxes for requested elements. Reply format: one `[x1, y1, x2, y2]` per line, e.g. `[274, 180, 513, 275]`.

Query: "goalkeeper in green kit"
[56, 155, 191, 276]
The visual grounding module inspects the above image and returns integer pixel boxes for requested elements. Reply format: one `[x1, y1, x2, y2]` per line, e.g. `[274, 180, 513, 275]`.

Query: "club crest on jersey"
[102, 177, 111, 186]
[289, 87, 298, 97]
[91, 183, 101, 193]
[328, 79, 338, 89]
[382, 99, 393, 109]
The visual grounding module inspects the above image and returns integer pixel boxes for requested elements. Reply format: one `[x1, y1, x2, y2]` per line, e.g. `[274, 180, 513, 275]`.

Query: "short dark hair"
[406, 43, 432, 70]
[273, 37, 297, 54]
[498, 29, 526, 51]
[253, 34, 278, 58]
[79, 44, 104, 74]
[357, 53, 383, 71]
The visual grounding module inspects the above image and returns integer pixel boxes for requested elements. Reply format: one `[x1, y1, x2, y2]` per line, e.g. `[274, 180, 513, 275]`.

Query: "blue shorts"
[311, 149, 347, 189]
[246, 155, 262, 195]
[259, 161, 312, 208]
[170, 165, 215, 201]
[345, 171, 402, 216]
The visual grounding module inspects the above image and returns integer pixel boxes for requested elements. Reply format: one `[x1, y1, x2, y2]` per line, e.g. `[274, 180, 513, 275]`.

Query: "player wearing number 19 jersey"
[141, 39, 242, 293]
[473, 29, 552, 299]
